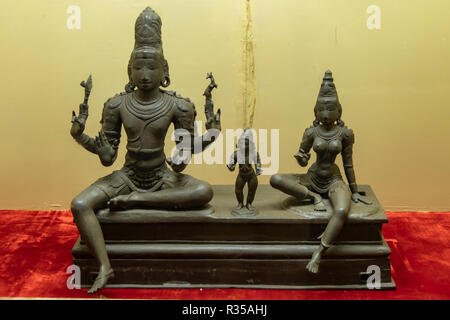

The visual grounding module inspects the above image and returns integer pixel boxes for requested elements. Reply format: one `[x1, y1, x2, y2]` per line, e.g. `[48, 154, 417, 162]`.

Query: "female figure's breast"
[311, 136, 343, 177]
[313, 137, 342, 156]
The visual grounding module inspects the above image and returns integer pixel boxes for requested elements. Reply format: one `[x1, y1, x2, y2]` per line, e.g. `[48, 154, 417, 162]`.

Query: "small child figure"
[227, 128, 262, 216]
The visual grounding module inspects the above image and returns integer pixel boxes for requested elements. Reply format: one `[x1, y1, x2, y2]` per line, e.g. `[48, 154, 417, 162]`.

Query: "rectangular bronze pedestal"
[72, 185, 395, 289]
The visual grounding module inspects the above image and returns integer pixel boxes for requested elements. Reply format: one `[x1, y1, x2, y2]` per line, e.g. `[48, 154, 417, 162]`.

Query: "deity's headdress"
[314, 70, 343, 126]
[237, 128, 256, 154]
[125, 7, 170, 92]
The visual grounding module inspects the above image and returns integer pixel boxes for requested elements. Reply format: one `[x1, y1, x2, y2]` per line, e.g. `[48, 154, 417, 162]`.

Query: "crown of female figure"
[317, 70, 340, 104]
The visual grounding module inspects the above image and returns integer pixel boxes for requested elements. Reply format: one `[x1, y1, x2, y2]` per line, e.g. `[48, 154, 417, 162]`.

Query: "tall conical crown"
[316, 70, 340, 104]
[134, 7, 162, 50]
[126, 7, 170, 92]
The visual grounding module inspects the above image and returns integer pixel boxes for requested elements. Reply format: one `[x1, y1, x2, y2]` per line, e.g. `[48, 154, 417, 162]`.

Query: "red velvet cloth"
[0, 210, 449, 299]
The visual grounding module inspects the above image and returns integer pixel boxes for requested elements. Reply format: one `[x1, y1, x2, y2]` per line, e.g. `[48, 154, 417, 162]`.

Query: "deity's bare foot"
[88, 265, 114, 294]
[235, 203, 244, 210]
[313, 196, 326, 211]
[108, 192, 138, 210]
[306, 248, 323, 274]
[246, 203, 255, 212]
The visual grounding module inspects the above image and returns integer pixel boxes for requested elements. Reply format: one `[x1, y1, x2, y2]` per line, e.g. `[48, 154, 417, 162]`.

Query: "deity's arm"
[227, 151, 238, 171]
[96, 96, 122, 166]
[72, 132, 97, 154]
[71, 96, 122, 166]
[294, 127, 314, 167]
[255, 152, 263, 175]
[173, 99, 220, 155]
[341, 128, 358, 194]
[71, 102, 97, 154]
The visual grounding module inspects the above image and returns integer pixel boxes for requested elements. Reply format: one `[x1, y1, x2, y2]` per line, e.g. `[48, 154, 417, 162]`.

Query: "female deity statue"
[227, 128, 262, 215]
[270, 70, 370, 274]
[69, 7, 221, 293]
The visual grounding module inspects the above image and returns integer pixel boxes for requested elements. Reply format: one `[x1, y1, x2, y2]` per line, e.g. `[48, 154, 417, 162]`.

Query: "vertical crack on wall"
[243, 0, 256, 128]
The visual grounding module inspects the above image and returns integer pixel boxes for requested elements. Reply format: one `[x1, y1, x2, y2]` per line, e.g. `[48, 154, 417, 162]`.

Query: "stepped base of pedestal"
[72, 185, 395, 290]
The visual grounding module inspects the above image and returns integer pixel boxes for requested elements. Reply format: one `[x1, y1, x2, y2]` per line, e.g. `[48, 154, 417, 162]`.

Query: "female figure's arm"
[342, 129, 371, 204]
[341, 128, 358, 194]
[294, 127, 314, 167]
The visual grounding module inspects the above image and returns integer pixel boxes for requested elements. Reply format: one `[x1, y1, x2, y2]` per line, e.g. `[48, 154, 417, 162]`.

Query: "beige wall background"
[0, 0, 449, 211]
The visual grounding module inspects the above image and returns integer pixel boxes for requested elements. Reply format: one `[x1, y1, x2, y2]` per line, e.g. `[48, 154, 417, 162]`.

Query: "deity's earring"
[161, 75, 171, 88]
[125, 80, 136, 93]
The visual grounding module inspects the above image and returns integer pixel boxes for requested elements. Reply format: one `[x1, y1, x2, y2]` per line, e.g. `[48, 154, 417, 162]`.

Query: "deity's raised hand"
[206, 108, 221, 131]
[71, 103, 89, 138]
[203, 72, 217, 98]
[70, 75, 92, 138]
[203, 73, 221, 131]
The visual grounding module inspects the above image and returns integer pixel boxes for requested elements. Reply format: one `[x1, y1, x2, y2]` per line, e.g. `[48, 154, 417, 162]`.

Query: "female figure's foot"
[88, 265, 114, 294]
[313, 196, 326, 211]
[306, 245, 325, 274]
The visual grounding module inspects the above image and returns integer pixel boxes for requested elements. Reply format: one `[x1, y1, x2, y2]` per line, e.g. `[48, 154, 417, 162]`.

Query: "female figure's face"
[316, 102, 339, 126]
[131, 50, 164, 91]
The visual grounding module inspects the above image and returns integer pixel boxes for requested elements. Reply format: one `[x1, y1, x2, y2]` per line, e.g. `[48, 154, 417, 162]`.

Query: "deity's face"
[316, 102, 340, 126]
[131, 49, 165, 91]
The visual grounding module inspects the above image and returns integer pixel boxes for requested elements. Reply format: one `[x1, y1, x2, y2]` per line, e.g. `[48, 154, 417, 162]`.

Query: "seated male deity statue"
[69, 7, 221, 293]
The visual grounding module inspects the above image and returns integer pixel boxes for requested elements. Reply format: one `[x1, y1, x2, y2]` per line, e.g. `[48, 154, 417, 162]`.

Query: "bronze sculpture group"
[70, 7, 374, 293]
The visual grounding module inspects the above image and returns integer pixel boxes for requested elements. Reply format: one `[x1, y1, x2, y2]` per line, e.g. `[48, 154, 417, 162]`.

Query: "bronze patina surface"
[72, 185, 394, 289]
[69, 7, 221, 293]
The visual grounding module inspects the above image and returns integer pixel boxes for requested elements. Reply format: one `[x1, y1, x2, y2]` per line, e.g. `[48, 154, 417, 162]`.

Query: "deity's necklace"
[125, 91, 172, 121]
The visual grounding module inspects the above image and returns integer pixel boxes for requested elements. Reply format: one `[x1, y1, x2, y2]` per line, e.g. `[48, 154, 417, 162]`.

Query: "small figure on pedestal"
[227, 129, 262, 216]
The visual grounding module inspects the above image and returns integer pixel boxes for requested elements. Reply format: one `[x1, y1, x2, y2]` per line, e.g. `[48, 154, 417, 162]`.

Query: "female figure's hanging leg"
[306, 182, 351, 273]
[71, 185, 114, 293]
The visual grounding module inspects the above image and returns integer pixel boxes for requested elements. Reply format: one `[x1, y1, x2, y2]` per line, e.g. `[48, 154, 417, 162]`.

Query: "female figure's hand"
[351, 192, 372, 205]
[294, 151, 310, 167]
